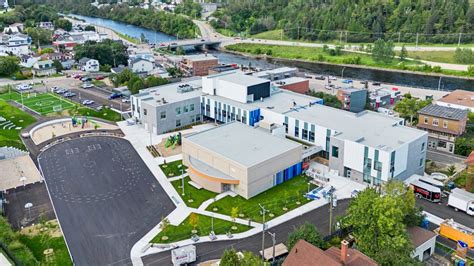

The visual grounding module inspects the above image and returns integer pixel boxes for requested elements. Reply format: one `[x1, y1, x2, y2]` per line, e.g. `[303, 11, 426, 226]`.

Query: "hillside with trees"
[211, 0, 474, 44]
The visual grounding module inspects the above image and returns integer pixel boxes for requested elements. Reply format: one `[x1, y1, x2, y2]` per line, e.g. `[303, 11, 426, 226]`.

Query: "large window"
[302, 129, 308, 140]
[176, 107, 181, 115]
[331, 146, 339, 158]
[374, 161, 382, 171]
[432, 118, 439, 126]
[183, 105, 189, 113]
[424, 117, 428, 124]
[309, 131, 315, 142]
[143, 108, 147, 115]
[190, 104, 195, 111]
[443, 120, 448, 128]
[160, 111, 166, 119]
[294, 126, 299, 137]
[176, 119, 181, 127]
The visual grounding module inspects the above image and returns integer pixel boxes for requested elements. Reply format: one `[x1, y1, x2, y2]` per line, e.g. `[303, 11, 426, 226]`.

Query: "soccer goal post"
[27, 92, 37, 98]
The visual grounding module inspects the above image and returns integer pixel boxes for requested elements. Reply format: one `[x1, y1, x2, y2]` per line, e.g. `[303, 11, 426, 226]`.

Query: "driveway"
[38, 136, 174, 265]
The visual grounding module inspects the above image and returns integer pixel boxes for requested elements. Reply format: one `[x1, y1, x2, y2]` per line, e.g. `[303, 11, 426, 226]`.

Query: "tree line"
[211, 0, 474, 44]
[36, 0, 198, 39]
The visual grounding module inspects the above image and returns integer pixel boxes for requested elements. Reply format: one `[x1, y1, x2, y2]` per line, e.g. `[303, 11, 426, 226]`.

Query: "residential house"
[61, 59, 75, 70]
[129, 58, 154, 74]
[254, 67, 298, 80]
[407, 226, 437, 262]
[32, 60, 56, 77]
[79, 58, 100, 72]
[0, 0, 8, 10]
[168, 54, 218, 76]
[20, 55, 39, 68]
[272, 77, 310, 94]
[37, 22, 54, 30]
[0, 33, 31, 55]
[369, 87, 401, 110]
[436, 89, 474, 112]
[417, 104, 468, 153]
[3, 23, 24, 34]
[283, 240, 378, 266]
[336, 87, 368, 113]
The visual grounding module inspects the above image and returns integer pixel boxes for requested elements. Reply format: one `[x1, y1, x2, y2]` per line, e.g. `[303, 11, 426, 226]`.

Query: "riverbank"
[224, 43, 474, 79]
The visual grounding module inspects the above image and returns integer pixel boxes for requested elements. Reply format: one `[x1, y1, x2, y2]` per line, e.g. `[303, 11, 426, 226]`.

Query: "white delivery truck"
[448, 188, 474, 216]
[171, 245, 196, 266]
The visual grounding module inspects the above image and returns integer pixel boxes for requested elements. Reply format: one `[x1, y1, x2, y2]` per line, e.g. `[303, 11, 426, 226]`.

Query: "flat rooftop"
[252, 89, 322, 114]
[282, 102, 425, 151]
[217, 72, 269, 87]
[273, 77, 309, 86]
[135, 78, 203, 106]
[184, 54, 218, 62]
[437, 89, 474, 108]
[254, 67, 297, 77]
[185, 122, 301, 167]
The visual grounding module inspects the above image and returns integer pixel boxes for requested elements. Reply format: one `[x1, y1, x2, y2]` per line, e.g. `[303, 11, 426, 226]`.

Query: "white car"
[328, 76, 337, 81]
[82, 83, 94, 89]
[121, 98, 130, 103]
[16, 84, 32, 91]
[82, 100, 94, 105]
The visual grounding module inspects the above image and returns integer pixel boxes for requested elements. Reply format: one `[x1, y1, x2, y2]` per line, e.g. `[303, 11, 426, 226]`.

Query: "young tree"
[189, 213, 199, 232]
[400, 44, 408, 61]
[287, 222, 324, 250]
[159, 217, 170, 237]
[220, 248, 240, 266]
[230, 207, 239, 228]
[372, 39, 385, 62]
[240, 251, 260, 265]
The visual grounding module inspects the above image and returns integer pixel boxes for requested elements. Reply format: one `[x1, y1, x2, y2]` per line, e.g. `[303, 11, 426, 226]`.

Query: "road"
[142, 199, 350, 265]
[416, 197, 473, 228]
[426, 149, 467, 166]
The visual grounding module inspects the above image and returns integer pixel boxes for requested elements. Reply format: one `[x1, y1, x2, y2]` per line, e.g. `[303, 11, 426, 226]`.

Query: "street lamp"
[24, 202, 33, 221]
[438, 76, 443, 91]
[20, 176, 26, 187]
[267, 231, 276, 264]
[341, 66, 346, 79]
[307, 182, 311, 193]
[178, 164, 185, 196]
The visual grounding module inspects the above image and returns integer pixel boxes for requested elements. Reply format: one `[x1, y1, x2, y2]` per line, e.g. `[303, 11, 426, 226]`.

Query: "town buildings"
[368, 87, 401, 110]
[32, 60, 56, 77]
[273, 77, 310, 94]
[417, 104, 468, 153]
[168, 54, 218, 76]
[436, 89, 474, 112]
[407, 226, 437, 262]
[336, 87, 367, 113]
[129, 58, 155, 74]
[79, 57, 100, 72]
[132, 70, 428, 187]
[0, 33, 31, 56]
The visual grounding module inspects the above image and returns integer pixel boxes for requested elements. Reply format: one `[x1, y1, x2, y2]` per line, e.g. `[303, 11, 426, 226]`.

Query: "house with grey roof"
[32, 59, 56, 77]
[417, 104, 468, 153]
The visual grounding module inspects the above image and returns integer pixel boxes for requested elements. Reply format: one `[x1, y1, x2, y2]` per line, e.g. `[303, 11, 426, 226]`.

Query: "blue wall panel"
[249, 109, 261, 126]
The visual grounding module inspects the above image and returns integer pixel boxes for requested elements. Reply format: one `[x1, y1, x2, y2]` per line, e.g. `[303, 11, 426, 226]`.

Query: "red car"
[73, 74, 82, 79]
[95, 75, 105, 80]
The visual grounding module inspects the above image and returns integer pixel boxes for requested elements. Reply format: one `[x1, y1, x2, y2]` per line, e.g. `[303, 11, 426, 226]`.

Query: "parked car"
[324, 85, 333, 90]
[63, 92, 76, 98]
[82, 83, 94, 89]
[328, 76, 337, 81]
[80, 77, 92, 82]
[82, 100, 94, 105]
[16, 84, 32, 91]
[121, 98, 130, 103]
[96, 106, 103, 111]
[360, 80, 368, 85]
[108, 93, 122, 100]
[73, 73, 82, 79]
[55, 88, 67, 94]
[95, 75, 105, 80]
[314, 75, 325, 80]
[342, 79, 353, 84]
[372, 82, 381, 86]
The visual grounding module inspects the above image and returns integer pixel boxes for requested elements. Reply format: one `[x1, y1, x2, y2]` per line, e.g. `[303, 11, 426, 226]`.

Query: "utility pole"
[259, 203, 267, 263]
[415, 33, 419, 49]
[328, 192, 334, 234]
[268, 231, 276, 264]
[458, 32, 462, 47]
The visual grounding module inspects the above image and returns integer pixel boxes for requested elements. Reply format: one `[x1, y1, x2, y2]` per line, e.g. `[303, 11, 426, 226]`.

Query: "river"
[68, 14, 474, 91]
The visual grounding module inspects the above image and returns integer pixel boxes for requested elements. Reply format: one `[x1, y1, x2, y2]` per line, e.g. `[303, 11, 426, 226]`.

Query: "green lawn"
[0, 217, 37, 265]
[225, 43, 473, 77]
[151, 213, 252, 244]
[171, 176, 218, 208]
[66, 106, 122, 122]
[0, 100, 36, 149]
[407, 50, 459, 64]
[252, 29, 286, 40]
[206, 175, 317, 223]
[453, 170, 474, 193]
[19, 235, 72, 266]
[159, 160, 187, 178]
[0, 91, 76, 115]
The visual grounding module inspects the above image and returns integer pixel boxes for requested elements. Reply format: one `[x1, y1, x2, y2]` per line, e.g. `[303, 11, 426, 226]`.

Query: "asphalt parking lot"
[38, 136, 175, 265]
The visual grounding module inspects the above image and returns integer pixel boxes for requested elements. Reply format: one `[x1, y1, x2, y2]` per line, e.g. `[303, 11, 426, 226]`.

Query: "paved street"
[426, 149, 467, 166]
[38, 136, 175, 265]
[142, 199, 350, 266]
[416, 197, 473, 227]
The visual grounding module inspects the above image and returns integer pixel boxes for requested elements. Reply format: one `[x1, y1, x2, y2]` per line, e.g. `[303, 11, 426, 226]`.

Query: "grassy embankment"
[0, 100, 36, 149]
[225, 43, 473, 77]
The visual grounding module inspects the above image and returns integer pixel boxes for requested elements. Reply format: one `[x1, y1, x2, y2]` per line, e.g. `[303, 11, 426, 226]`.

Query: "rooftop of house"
[283, 240, 378, 266]
[130, 57, 153, 65]
[185, 122, 302, 168]
[184, 53, 218, 62]
[273, 77, 309, 86]
[418, 104, 468, 121]
[407, 226, 437, 248]
[437, 89, 474, 108]
[254, 67, 297, 78]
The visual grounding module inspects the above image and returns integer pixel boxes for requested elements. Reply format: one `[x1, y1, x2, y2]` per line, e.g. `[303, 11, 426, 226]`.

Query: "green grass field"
[159, 160, 187, 178]
[19, 234, 72, 266]
[407, 50, 459, 64]
[151, 213, 252, 244]
[0, 100, 36, 149]
[172, 176, 218, 208]
[206, 175, 317, 223]
[0, 92, 76, 115]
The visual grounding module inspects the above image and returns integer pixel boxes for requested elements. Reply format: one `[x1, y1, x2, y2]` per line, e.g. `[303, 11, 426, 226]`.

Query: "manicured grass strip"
[0, 217, 37, 265]
[0, 100, 36, 149]
[206, 175, 317, 223]
[19, 235, 72, 266]
[151, 213, 252, 244]
[172, 176, 218, 208]
[0, 92, 75, 115]
[159, 160, 187, 178]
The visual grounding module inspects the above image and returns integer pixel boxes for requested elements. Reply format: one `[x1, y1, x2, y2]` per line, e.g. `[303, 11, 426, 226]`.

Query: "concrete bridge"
[158, 39, 221, 51]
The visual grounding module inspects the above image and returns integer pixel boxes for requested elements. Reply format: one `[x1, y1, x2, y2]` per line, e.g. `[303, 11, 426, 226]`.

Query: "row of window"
[176, 104, 195, 116]
[175, 115, 201, 127]
[424, 117, 448, 128]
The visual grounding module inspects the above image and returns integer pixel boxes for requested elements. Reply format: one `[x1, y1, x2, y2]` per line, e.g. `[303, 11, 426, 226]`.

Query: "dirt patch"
[20, 219, 63, 238]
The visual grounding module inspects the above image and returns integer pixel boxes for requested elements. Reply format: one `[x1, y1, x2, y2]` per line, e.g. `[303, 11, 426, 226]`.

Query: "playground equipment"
[165, 133, 182, 149]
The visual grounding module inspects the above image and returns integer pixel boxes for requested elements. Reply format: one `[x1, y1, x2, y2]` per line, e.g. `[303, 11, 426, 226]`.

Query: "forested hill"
[16, 0, 197, 39]
[211, 0, 474, 43]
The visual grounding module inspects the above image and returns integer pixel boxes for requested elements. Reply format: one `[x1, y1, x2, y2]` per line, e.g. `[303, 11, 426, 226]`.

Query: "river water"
[69, 14, 474, 91]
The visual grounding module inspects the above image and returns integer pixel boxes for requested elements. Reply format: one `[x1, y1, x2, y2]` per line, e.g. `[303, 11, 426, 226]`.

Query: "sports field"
[0, 92, 76, 115]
